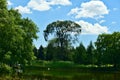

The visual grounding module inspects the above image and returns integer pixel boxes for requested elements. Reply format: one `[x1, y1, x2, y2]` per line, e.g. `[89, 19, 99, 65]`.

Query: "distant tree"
[46, 43, 55, 61]
[73, 43, 86, 64]
[44, 20, 81, 48]
[44, 20, 81, 61]
[38, 45, 44, 60]
[86, 41, 95, 64]
[45, 38, 61, 61]
[46, 38, 72, 61]
[67, 47, 75, 61]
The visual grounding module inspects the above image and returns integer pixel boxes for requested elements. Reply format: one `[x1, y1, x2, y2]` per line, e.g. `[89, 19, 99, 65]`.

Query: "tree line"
[34, 32, 120, 68]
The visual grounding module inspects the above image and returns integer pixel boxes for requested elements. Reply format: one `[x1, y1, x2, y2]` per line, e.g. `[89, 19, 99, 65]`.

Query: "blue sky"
[7, 0, 120, 48]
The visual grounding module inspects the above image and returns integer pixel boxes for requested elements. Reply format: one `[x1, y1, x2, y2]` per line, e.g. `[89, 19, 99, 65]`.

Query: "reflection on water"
[24, 69, 120, 80]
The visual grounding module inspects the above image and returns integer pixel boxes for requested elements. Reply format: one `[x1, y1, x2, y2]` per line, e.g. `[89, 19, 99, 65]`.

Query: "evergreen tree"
[38, 45, 44, 60]
[73, 43, 86, 64]
[46, 43, 54, 61]
[86, 41, 95, 64]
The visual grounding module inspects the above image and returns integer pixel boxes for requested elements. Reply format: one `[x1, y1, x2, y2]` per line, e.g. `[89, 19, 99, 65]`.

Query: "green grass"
[24, 60, 116, 77]
[25, 60, 114, 70]
[22, 60, 119, 80]
[0, 60, 119, 80]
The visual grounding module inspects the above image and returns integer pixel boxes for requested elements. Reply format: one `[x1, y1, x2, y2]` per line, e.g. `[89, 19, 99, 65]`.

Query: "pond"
[23, 67, 120, 80]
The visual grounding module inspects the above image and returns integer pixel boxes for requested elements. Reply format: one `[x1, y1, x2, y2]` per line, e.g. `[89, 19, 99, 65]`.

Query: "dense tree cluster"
[34, 19, 120, 68]
[0, 0, 38, 74]
[34, 32, 120, 68]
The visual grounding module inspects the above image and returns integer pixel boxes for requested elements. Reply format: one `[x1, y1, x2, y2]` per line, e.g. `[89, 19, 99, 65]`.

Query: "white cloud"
[7, 0, 13, 6]
[99, 20, 106, 24]
[15, 0, 71, 13]
[27, 0, 51, 11]
[113, 8, 118, 11]
[15, 6, 32, 14]
[111, 21, 116, 24]
[68, 0, 109, 19]
[76, 20, 108, 35]
[57, 6, 61, 9]
[49, 0, 72, 6]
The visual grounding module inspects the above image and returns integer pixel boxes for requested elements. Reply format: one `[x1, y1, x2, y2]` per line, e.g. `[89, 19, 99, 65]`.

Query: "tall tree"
[44, 20, 81, 48]
[44, 20, 81, 60]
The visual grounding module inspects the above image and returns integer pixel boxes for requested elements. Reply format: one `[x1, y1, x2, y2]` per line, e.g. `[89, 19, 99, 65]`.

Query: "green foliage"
[73, 43, 87, 64]
[45, 38, 73, 61]
[38, 45, 45, 60]
[44, 21, 81, 61]
[86, 41, 96, 64]
[0, 0, 39, 75]
[33, 46, 38, 59]
[46, 43, 55, 61]
[95, 32, 120, 67]
[44, 20, 81, 48]
[0, 0, 7, 9]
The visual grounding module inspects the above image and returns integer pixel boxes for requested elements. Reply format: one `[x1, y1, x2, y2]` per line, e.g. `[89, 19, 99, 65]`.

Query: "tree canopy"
[44, 20, 81, 48]
[0, 0, 39, 74]
[95, 32, 120, 67]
